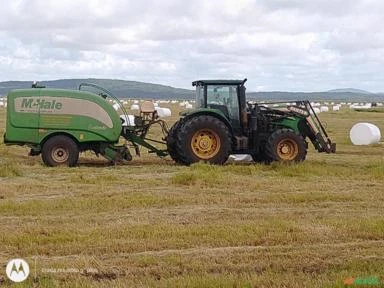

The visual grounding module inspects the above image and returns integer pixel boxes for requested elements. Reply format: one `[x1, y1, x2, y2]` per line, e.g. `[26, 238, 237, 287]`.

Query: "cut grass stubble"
[0, 107, 384, 287]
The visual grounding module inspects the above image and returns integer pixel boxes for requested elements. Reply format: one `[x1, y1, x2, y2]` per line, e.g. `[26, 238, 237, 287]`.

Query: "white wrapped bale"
[130, 104, 140, 110]
[320, 106, 329, 112]
[350, 123, 381, 145]
[162, 108, 172, 117]
[120, 114, 135, 126]
[227, 154, 253, 163]
[155, 107, 172, 118]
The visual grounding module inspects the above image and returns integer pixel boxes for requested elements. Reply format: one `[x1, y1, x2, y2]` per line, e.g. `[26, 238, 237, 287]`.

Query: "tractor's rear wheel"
[175, 115, 232, 165]
[265, 129, 307, 162]
[42, 135, 79, 167]
[166, 120, 183, 163]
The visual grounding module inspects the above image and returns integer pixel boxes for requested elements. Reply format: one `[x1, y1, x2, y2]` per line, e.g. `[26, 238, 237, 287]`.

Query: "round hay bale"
[350, 123, 381, 145]
[130, 104, 140, 111]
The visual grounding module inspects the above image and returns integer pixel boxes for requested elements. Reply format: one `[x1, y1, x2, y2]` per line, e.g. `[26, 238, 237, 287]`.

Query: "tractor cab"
[192, 79, 247, 134]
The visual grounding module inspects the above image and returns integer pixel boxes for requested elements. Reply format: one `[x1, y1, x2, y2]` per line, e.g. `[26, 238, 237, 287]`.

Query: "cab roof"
[192, 79, 247, 86]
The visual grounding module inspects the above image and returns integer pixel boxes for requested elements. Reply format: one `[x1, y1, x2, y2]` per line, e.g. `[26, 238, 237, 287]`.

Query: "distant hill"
[247, 91, 384, 102]
[0, 79, 194, 100]
[1, 79, 384, 101]
[327, 88, 372, 94]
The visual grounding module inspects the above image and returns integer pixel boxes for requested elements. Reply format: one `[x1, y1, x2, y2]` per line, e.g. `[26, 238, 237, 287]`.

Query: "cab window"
[206, 85, 240, 125]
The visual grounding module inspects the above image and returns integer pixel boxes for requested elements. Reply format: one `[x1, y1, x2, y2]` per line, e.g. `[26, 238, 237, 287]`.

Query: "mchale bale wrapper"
[4, 83, 168, 166]
[3, 79, 335, 167]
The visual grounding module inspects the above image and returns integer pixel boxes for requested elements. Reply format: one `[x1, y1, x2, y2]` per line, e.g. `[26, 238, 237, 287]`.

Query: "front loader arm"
[297, 101, 336, 153]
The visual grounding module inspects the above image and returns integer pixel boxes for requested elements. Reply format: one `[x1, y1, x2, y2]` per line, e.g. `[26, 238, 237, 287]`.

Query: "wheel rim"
[191, 129, 221, 160]
[276, 138, 298, 161]
[51, 147, 69, 164]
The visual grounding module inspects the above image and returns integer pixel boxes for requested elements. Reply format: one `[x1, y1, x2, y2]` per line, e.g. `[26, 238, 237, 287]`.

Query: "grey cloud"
[256, 0, 360, 16]
[1, 0, 384, 92]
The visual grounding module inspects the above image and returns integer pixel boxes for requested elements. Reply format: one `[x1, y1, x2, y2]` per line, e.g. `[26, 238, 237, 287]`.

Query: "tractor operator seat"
[140, 101, 157, 120]
[140, 101, 156, 113]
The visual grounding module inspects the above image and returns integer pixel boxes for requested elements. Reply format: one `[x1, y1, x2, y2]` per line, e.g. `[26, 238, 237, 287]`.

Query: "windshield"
[207, 85, 237, 106]
[207, 85, 240, 124]
[194, 83, 240, 128]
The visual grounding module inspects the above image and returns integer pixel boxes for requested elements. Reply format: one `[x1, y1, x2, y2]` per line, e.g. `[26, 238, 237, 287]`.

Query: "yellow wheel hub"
[191, 129, 221, 160]
[277, 138, 298, 161]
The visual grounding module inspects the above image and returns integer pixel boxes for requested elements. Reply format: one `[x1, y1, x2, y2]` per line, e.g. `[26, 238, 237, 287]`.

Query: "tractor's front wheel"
[265, 129, 307, 162]
[42, 135, 79, 167]
[175, 115, 232, 165]
[251, 141, 271, 163]
[251, 151, 270, 163]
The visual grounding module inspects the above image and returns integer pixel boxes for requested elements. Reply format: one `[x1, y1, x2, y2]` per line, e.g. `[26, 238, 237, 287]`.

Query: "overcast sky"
[1, 0, 384, 92]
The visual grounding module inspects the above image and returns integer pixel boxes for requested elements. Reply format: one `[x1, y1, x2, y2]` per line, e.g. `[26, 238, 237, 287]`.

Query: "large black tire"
[251, 141, 271, 163]
[42, 135, 79, 167]
[166, 120, 183, 163]
[175, 115, 232, 165]
[265, 129, 307, 162]
[251, 151, 270, 163]
[251, 153, 269, 163]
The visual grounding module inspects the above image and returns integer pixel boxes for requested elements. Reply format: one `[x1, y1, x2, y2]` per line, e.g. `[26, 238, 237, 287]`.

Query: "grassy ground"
[0, 104, 383, 287]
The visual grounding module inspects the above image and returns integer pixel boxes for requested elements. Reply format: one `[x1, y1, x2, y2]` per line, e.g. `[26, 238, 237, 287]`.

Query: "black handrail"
[78, 83, 131, 126]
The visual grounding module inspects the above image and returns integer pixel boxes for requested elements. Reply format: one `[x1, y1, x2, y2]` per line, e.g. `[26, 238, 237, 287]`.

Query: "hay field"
[0, 104, 383, 288]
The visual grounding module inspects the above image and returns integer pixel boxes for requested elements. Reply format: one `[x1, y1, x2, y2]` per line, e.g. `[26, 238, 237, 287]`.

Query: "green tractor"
[167, 79, 336, 165]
